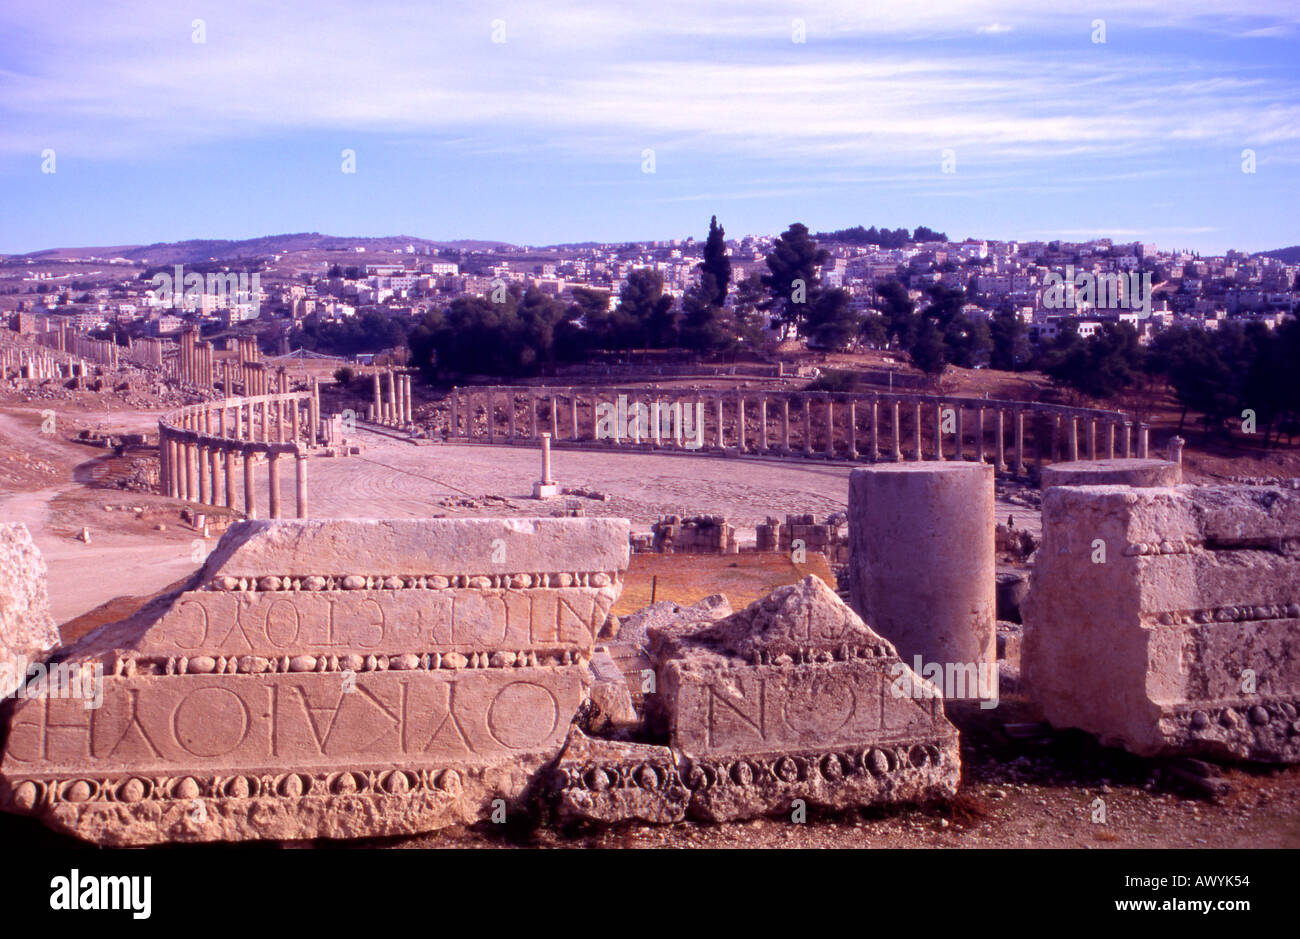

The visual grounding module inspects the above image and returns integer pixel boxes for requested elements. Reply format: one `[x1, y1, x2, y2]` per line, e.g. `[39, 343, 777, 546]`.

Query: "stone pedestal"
[1041, 458, 1181, 489]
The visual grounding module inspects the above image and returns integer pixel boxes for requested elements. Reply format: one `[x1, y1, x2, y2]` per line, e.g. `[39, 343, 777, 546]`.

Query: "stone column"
[550, 396, 558, 437]
[224, 449, 236, 509]
[848, 463, 996, 700]
[198, 445, 211, 504]
[169, 437, 183, 498]
[529, 393, 538, 439]
[802, 397, 812, 455]
[267, 452, 282, 519]
[913, 402, 922, 461]
[184, 442, 197, 502]
[487, 392, 496, 443]
[295, 451, 308, 519]
[760, 398, 769, 452]
[372, 372, 381, 421]
[891, 401, 902, 462]
[737, 396, 747, 452]
[1066, 417, 1079, 462]
[1106, 421, 1116, 460]
[1167, 435, 1185, 465]
[571, 395, 579, 441]
[243, 450, 257, 519]
[1012, 412, 1025, 475]
[715, 397, 725, 449]
[782, 398, 791, 453]
[541, 432, 554, 484]
[311, 378, 320, 446]
[1122, 421, 1133, 458]
[869, 397, 879, 461]
[824, 398, 834, 457]
[995, 409, 1006, 472]
[933, 401, 944, 460]
[954, 405, 964, 461]
[976, 408, 986, 465]
[158, 430, 170, 497]
[209, 446, 222, 507]
[508, 391, 517, 441]
[591, 394, 600, 442]
[1137, 423, 1150, 459]
[848, 399, 858, 460]
[1087, 419, 1097, 461]
[291, 398, 300, 443]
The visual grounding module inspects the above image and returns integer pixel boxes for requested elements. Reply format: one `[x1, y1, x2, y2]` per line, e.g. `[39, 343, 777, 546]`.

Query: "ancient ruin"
[0, 518, 628, 844]
[555, 577, 959, 825]
[0, 524, 60, 699]
[849, 464, 997, 700]
[1023, 483, 1300, 762]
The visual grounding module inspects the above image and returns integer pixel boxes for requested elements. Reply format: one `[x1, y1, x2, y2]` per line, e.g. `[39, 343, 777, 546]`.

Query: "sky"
[1, 1, 1297, 255]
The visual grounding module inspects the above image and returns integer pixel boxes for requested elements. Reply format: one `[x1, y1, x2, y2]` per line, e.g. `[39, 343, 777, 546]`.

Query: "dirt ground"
[613, 552, 836, 617]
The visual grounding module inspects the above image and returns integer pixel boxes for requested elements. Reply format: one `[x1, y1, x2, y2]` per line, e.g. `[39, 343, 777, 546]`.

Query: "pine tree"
[700, 216, 732, 307]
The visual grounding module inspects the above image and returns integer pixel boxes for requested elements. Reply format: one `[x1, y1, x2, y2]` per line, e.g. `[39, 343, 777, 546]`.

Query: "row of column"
[159, 389, 321, 518]
[171, 394, 319, 447]
[369, 370, 414, 426]
[446, 388, 1147, 475]
[0, 346, 67, 380]
[159, 434, 308, 520]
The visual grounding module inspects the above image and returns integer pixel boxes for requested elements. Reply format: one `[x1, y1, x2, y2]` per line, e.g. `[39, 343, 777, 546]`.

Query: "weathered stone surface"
[0, 517, 629, 844]
[0, 523, 60, 699]
[653, 577, 959, 821]
[583, 650, 638, 736]
[550, 729, 688, 825]
[614, 594, 732, 650]
[72, 517, 626, 665]
[849, 464, 996, 699]
[1041, 458, 1181, 489]
[1023, 485, 1300, 761]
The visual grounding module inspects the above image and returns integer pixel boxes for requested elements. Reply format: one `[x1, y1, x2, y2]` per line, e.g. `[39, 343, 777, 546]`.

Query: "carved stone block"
[1023, 485, 1300, 761]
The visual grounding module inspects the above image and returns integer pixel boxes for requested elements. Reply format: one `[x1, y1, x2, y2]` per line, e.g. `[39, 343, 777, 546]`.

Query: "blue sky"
[1, 1, 1297, 255]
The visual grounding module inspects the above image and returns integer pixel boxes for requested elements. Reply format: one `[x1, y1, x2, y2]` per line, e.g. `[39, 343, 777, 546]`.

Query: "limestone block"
[1023, 484, 1300, 761]
[0, 517, 628, 844]
[72, 517, 628, 664]
[653, 577, 959, 821]
[0, 523, 60, 699]
[584, 650, 638, 735]
[550, 729, 688, 825]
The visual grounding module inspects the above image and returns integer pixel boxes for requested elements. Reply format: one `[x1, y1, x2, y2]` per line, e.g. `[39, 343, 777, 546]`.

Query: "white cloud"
[0, 0, 1296, 173]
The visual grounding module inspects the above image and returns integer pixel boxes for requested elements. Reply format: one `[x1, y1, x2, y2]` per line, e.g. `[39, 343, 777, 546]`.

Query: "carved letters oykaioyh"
[0, 517, 631, 844]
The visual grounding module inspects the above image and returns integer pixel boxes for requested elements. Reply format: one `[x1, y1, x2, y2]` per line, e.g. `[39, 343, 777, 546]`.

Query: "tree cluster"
[813, 224, 948, 247]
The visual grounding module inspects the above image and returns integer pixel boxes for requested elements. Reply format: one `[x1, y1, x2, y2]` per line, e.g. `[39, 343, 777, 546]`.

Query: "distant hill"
[11, 233, 518, 265]
[1254, 246, 1300, 264]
